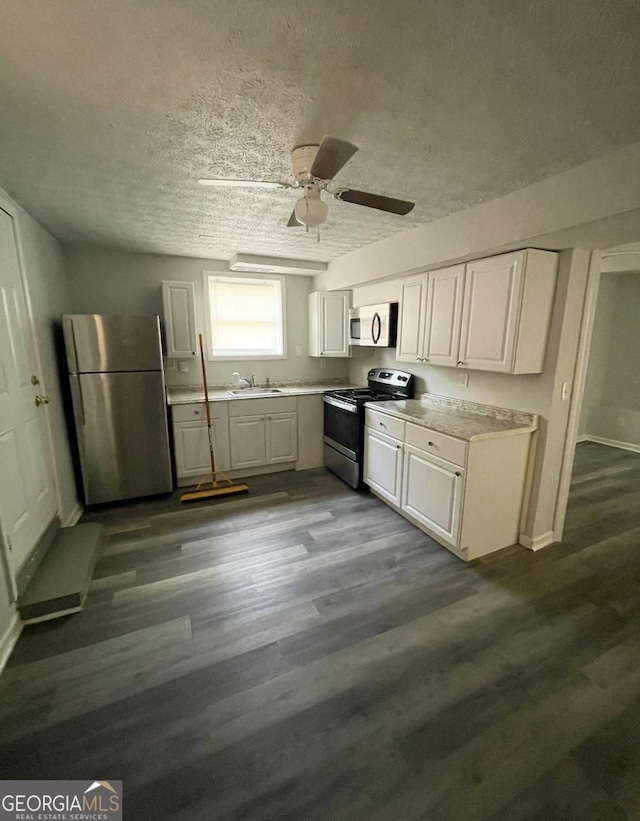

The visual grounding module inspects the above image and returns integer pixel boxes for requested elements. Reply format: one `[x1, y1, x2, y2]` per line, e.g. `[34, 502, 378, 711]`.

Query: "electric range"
[323, 367, 414, 489]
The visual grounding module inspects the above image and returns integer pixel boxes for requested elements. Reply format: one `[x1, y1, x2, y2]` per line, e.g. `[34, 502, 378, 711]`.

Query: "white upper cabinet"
[162, 280, 198, 358]
[458, 250, 557, 374]
[396, 250, 557, 374]
[396, 278, 426, 362]
[397, 265, 464, 367]
[308, 291, 350, 357]
[423, 265, 465, 367]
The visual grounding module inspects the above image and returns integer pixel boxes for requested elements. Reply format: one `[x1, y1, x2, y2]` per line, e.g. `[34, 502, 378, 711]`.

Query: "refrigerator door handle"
[69, 373, 86, 425]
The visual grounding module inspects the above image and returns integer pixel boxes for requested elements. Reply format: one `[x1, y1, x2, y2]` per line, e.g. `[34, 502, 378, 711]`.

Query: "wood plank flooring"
[1, 442, 640, 819]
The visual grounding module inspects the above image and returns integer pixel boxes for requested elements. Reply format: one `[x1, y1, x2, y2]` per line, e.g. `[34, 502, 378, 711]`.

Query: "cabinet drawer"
[172, 402, 228, 422]
[405, 423, 467, 467]
[229, 395, 297, 417]
[365, 408, 405, 441]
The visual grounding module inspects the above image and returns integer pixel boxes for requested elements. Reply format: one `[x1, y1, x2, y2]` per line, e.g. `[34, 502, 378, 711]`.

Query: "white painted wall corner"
[63, 503, 84, 528]
[519, 531, 556, 551]
[0, 611, 22, 676]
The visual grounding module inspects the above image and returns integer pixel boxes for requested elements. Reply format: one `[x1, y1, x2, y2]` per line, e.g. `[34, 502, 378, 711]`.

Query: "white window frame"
[203, 271, 287, 361]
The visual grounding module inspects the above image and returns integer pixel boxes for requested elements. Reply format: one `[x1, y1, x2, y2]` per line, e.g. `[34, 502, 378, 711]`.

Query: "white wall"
[315, 141, 640, 295]
[63, 248, 350, 387]
[581, 272, 640, 446]
[334, 248, 591, 545]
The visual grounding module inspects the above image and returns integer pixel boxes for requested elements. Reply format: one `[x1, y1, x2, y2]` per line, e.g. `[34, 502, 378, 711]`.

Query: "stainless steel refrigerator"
[62, 314, 173, 505]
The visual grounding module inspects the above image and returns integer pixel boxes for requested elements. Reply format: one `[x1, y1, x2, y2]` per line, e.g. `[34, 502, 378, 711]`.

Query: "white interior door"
[0, 208, 57, 578]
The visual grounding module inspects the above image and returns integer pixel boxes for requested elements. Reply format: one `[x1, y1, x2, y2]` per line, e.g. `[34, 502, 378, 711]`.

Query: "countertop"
[365, 395, 538, 442]
[166, 382, 362, 406]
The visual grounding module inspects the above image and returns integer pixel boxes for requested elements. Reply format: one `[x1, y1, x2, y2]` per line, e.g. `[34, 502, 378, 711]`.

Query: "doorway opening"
[558, 243, 640, 547]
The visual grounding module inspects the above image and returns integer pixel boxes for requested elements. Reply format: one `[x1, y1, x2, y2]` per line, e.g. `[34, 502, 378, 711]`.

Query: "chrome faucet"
[237, 372, 256, 388]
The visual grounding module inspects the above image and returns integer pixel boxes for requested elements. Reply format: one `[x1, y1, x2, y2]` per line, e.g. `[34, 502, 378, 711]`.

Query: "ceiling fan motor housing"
[291, 144, 320, 183]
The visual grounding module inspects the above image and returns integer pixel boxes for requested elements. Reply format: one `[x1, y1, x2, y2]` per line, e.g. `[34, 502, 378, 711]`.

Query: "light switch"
[178, 361, 190, 373]
[295, 345, 303, 357]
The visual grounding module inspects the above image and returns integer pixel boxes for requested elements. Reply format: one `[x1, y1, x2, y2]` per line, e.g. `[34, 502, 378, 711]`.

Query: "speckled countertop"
[166, 380, 361, 405]
[366, 394, 538, 442]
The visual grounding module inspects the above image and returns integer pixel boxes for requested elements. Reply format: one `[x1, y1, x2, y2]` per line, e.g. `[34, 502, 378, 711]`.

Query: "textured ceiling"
[1, 0, 639, 263]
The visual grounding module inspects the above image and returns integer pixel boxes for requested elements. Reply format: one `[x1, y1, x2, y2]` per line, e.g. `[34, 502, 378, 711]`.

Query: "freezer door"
[70, 371, 172, 504]
[63, 314, 163, 373]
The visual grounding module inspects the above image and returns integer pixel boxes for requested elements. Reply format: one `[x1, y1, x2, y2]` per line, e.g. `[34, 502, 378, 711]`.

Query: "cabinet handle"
[458, 361, 464, 366]
[424, 357, 429, 362]
[266, 416, 271, 420]
[396, 444, 402, 450]
[455, 471, 462, 477]
[416, 357, 420, 362]
[194, 410, 200, 415]
[428, 441, 434, 447]
[379, 421, 386, 428]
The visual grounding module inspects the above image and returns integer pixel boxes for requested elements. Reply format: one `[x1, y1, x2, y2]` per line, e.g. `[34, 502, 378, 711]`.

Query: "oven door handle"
[372, 312, 381, 345]
[323, 395, 359, 413]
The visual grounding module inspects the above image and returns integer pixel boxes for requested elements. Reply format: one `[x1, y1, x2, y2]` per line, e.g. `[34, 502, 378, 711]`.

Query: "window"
[204, 273, 286, 359]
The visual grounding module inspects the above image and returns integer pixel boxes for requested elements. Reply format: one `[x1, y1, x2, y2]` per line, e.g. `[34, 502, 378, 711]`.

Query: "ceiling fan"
[198, 136, 415, 233]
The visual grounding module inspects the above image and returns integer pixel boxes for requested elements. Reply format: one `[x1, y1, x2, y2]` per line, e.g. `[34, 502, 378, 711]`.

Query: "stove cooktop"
[326, 388, 406, 404]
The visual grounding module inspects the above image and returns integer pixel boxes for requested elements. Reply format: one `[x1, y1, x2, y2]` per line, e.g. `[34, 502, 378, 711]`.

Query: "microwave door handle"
[372, 312, 381, 344]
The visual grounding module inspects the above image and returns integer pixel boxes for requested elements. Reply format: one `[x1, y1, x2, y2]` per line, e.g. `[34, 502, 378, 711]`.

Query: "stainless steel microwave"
[349, 303, 398, 347]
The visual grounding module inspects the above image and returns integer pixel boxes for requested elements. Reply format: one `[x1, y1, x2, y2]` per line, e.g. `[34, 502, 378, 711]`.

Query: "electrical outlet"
[178, 360, 189, 374]
[561, 382, 569, 400]
[459, 371, 469, 388]
[295, 345, 303, 357]
[320, 357, 327, 369]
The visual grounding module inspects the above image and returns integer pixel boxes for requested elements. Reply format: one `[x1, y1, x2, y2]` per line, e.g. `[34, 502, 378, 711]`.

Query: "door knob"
[35, 395, 50, 407]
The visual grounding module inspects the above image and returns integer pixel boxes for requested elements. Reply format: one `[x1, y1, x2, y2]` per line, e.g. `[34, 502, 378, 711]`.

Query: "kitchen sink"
[227, 388, 285, 397]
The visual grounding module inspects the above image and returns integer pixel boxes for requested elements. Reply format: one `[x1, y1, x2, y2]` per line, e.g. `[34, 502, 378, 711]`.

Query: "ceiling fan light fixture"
[294, 189, 328, 229]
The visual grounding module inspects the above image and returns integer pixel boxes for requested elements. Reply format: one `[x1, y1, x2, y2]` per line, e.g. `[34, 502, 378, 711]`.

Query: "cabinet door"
[265, 412, 298, 464]
[458, 252, 524, 372]
[174, 418, 230, 478]
[402, 445, 464, 545]
[229, 415, 266, 469]
[319, 291, 350, 357]
[396, 277, 427, 363]
[422, 265, 465, 367]
[364, 428, 403, 506]
[162, 280, 198, 358]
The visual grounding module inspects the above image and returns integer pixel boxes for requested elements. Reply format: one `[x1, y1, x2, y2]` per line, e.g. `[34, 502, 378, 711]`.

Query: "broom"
[180, 334, 249, 503]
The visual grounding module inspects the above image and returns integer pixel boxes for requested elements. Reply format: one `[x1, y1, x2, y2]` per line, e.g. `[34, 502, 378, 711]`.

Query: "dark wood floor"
[2, 442, 640, 820]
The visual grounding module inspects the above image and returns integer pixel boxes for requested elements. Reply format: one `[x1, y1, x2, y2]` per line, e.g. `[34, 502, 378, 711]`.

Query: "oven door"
[323, 395, 362, 460]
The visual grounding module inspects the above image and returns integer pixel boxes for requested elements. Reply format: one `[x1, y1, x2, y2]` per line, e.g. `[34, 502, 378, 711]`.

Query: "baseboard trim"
[62, 502, 83, 528]
[0, 611, 22, 675]
[519, 531, 556, 551]
[580, 435, 640, 454]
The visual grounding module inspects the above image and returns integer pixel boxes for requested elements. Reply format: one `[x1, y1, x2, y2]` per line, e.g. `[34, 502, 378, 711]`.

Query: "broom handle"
[199, 334, 216, 477]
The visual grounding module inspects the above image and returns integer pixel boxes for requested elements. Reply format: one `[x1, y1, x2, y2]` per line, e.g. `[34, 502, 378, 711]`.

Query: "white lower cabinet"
[265, 412, 298, 464]
[364, 408, 534, 561]
[229, 397, 298, 469]
[172, 396, 300, 485]
[401, 445, 464, 546]
[364, 427, 404, 507]
[173, 403, 230, 480]
[230, 411, 298, 468]
[229, 415, 267, 469]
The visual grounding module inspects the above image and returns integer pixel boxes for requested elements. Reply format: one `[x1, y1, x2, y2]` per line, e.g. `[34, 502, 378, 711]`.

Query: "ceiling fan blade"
[309, 136, 358, 181]
[335, 189, 415, 215]
[198, 178, 287, 188]
[286, 208, 301, 227]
